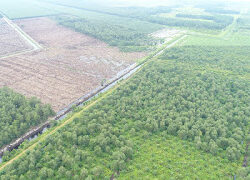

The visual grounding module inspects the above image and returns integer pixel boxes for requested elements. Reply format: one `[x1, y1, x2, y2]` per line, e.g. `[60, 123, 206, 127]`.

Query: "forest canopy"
[54, 15, 162, 52]
[0, 46, 248, 179]
[0, 87, 55, 148]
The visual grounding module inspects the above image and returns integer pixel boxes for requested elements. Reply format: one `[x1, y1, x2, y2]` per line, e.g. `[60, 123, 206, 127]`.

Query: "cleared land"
[0, 18, 32, 57]
[0, 17, 146, 111]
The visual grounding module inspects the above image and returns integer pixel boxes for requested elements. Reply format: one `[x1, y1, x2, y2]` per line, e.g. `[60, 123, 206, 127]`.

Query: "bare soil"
[0, 17, 146, 111]
[151, 28, 185, 40]
[0, 18, 32, 57]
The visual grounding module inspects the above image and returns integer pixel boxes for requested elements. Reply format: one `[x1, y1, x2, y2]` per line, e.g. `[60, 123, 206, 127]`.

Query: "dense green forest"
[195, 3, 240, 14]
[1, 0, 165, 52]
[119, 133, 241, 179]
[54, 15, 161, 52]
[0, 1, 249, 179]
[161, 46, 250, 76]
[176, 13, 215, 20]
[61, 5, 233, 30]
[38, 0, 234, 31]
[175, 13, 234, 24]
[0, 87, 55, 148]
[204, 8, 240, 15]
[148, 15, 233, 30]
[0, 46, 248, 179]
[237, 16, 250, 30]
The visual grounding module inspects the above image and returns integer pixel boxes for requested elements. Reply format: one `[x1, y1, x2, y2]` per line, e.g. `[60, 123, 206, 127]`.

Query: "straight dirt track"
[0, 18, 32, 57]
[0, 17, 146, 111]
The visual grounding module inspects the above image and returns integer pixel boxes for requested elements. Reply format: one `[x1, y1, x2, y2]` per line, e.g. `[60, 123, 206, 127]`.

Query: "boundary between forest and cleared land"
[0, 14, 42, 59]
[0, 34, 187, 172]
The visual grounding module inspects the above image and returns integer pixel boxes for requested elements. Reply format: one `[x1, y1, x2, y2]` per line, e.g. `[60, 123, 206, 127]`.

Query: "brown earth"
[0, 18, 32, 57]
[0, 17, 146, 111]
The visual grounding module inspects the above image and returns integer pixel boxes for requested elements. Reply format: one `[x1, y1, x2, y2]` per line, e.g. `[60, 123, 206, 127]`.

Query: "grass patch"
[119, 133, 240, 179]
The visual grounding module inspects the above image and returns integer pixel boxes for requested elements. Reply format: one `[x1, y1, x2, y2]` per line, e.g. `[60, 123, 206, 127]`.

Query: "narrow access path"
[218, 14, 241, 39]
[0, 34, 187, 172]
[0, 15, 42, 59]
[3, 16, 42, 50]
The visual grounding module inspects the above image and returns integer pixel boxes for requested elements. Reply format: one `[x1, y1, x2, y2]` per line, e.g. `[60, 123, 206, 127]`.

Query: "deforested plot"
[0, 18, 32, 57]
[0, 17, 146, 111]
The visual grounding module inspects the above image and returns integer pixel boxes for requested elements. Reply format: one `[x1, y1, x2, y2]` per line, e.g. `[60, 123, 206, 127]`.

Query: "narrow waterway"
[0, 35, 187, 164]
[0, 64, 141, 163]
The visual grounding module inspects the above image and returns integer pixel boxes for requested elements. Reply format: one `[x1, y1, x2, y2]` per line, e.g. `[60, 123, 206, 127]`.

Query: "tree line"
[85, 6, 234, 30]
[54, 15, 162, 52]
[0, 87, 55, 148]
[90, 6, 234, 30]
[237, 17, 250, 30]
[76, 6, 234, 30]
[176, 13, 234, 24]
[0, 46, 248, 179]
[147, 15, 233, 30]
[205, 8, 240, 15]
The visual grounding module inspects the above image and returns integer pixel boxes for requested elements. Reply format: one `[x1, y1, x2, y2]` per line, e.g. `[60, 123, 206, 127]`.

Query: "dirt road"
[0, 16, 42, 59]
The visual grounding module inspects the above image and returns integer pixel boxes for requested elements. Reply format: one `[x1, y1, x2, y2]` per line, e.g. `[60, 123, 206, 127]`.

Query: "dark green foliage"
[44, 0, 232, 31]
[147, 15, 233, 30]
[119, 134, 240, 179]
[237, 167, 250, 179]
[0, 46, 248, 179]
[176, 13, 234, 24]
[205, 8, 240, 15]
[77, 5, 233, 30]
[97, 7, 234, 30]
[54, 15, 160, 52]
[196, 2, 240, 15]
[160, 46, 250, 75]
[72, 5, 233, 30]
[237, 17, 250, 30]
[176, 13, 215, 20]
[0, 87, 55, 148]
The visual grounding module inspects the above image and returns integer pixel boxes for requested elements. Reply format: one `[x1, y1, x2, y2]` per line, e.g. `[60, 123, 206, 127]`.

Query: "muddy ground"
[0, 17, 146, 111]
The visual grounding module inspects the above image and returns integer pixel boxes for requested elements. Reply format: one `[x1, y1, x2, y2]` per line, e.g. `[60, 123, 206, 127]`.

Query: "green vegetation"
[183, 14, 250, 47]
[53, 15, 162, 52]
[176, 13, 234, 24]
[161, 46, 250, 76]
[0, 87, 55, 148]
[205, 8, 240, 15]
[45, 1, 233, 31]
[0, 0, 164, 52]
[119, 133, 240, 179]
[18, 0, 165, 52]
[1, 44, 249, 179]
[183, 33, 250, 46]
[195, 2, 240, 15]
[176, 13, 215, 21]
[0, 1, 249, 179]
[43, 3, 165, 52]
[149, 15, 233, 30]
[237, 16, 250, 30]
